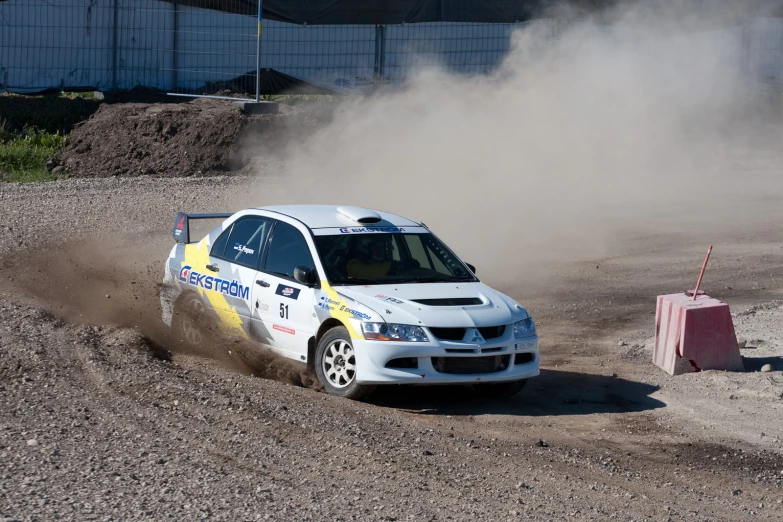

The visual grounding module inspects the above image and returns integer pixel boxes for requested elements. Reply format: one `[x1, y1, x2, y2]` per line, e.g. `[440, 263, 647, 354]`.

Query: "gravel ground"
[2, 177, 783, 521]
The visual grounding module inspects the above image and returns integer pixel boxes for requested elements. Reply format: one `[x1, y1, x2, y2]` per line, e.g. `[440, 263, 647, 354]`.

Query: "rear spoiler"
[172, 212, 233, 244]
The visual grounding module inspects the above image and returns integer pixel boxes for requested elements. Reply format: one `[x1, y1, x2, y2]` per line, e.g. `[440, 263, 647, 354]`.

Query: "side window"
[210, 227, 231, 258]
[264, 222, 316, 280]
[421, 235, 463, 276]
[405, 235, 434, 270]
[217, 217, 271, 269]
[425, 244, 450, 273]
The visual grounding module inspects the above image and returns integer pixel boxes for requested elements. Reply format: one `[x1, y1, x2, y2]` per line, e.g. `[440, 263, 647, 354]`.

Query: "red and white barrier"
[653, 292, 744, 375]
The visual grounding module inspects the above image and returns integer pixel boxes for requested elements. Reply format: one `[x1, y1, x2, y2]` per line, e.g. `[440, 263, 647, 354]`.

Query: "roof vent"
[337, 206, 382, 224]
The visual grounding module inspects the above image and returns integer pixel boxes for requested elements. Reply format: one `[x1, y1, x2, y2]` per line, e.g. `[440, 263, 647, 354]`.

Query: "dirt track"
[1, 177, 783, 521]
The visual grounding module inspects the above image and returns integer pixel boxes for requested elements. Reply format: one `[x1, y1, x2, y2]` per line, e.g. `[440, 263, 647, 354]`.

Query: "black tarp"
[160, 0, 593, 24]
[1, 0, 781, 24]
[155, 0, 783, 25]
[197, 68, 340, 95]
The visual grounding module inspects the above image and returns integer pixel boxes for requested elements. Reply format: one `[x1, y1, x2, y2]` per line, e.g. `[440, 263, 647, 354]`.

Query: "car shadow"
[369, 369, 664, 417]
[742, 355, 783, 372]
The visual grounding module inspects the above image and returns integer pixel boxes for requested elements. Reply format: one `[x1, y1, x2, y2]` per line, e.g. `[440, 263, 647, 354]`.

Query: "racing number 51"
[279, 303, 289, 319]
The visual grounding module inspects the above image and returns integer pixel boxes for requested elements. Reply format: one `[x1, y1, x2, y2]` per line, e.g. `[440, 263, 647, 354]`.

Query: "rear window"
[213, 217, 272, 269]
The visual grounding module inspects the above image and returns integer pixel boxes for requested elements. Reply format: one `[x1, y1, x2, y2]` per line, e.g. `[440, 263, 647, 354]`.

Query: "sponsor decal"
[178, 265, 250, 300]
[339, 305, 372, 321]
[233, 243, 255, 255]
[273, 324, 295, 335]
[317, 294, 372, 320]
[375, 294, 404, 304]
[339, 227, 406, 234]
[320, 296, 341, 306]
[174, 215, 185, 238]
[275, 284, 301, 300]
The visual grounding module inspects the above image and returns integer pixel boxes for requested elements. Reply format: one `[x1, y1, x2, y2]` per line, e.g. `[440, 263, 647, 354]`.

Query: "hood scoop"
[337, 206, 382, 224]
[411, 297, 483, 306]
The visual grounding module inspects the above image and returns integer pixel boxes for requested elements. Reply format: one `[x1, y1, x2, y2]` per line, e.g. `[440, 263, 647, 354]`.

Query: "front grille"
[431, 355, 511, 375]
[430, 326, 506, 342]
[429, 327, 466, 341]
[412, 298, 483, 306]
[477, 325, 505, 340]
[515, 353, 534, 365]
[386, 357, 419, 369]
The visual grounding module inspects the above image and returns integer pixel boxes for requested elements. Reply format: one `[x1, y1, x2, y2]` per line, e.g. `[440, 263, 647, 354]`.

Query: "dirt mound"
[56, 98, 327, 178]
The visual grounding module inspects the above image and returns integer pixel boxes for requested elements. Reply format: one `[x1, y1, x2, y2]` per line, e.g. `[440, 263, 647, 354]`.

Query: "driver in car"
[346, 235, 394, 279]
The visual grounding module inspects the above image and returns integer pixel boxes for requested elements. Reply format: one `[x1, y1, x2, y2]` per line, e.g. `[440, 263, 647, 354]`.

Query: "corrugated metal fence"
[1, 0, 782, 96]
[0, 0, 547, 95]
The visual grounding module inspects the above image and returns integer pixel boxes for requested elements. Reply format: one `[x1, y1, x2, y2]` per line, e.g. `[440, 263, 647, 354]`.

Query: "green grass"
[0, 91, 100, 182]
[62, 91, 96, 99]
[0, 128, 66, 182]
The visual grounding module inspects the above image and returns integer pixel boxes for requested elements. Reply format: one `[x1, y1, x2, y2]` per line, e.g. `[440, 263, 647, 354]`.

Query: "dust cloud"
[3, 236, 318, 387]
[253, 3, 783, 287]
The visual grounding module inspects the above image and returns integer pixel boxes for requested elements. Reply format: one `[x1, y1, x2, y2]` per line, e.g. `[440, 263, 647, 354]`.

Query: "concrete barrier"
[653, 293, 744, 375]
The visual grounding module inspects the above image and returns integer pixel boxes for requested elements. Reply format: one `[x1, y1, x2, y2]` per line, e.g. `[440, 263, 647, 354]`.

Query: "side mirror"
[294, 266, 315, 286]
[466, 263, 476, 275]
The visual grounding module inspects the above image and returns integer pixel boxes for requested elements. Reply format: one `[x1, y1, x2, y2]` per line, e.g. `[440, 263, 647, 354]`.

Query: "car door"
[253, 221, 319, 363]
[207, 216, 273, 343]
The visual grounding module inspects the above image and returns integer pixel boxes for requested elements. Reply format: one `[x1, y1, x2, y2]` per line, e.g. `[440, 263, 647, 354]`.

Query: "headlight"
[513, 318, 536, 339]
[361, 323, 429, 342]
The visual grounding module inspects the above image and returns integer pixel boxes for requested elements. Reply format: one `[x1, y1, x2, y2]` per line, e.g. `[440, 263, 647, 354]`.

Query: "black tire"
[171, 292, 207, 347]
[472, 379, 528, 398]
[315, 326, 375, 400]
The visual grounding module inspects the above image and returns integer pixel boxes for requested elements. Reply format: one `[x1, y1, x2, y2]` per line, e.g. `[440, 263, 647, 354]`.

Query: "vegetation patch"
[0, 91, 101, 182]
[0, 90, 335, 181]
[0, 127, 66, 182]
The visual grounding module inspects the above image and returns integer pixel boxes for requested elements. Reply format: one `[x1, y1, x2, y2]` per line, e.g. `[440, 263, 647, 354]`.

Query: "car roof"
[254, 205, 422, 229]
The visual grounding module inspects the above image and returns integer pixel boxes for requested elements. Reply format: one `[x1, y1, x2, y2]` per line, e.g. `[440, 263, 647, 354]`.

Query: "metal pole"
[379, 25, 385, 79]
[112, 0, 119, 91]
[374, 25, 381, 78]
[373, 25, 386, 93]
[691, 245, 713, 301]
[255, 0, 262, 102]
[172, 0, 179, 92]
[166, 93, 256, 102]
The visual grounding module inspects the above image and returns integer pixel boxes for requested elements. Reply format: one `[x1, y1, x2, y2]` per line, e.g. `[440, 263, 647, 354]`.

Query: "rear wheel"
[171, 292, 206, 347]
[472, 379, 527, 398]
[315, 327, 375, 400]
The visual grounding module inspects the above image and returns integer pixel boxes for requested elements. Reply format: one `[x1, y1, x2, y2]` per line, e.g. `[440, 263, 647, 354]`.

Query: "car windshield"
[313, 233, 478, 285]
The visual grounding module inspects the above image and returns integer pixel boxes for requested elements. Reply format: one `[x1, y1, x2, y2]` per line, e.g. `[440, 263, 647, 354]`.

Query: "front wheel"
[315, 327, 375, 400]
[472, 379, 527, 398]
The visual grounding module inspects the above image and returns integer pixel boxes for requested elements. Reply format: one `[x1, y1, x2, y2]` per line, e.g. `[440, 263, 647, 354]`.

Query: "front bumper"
[353, 335, 540, 385]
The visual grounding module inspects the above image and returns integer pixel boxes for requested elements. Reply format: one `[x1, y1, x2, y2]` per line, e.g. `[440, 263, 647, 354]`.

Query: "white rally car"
[161, 205, 539, 399]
